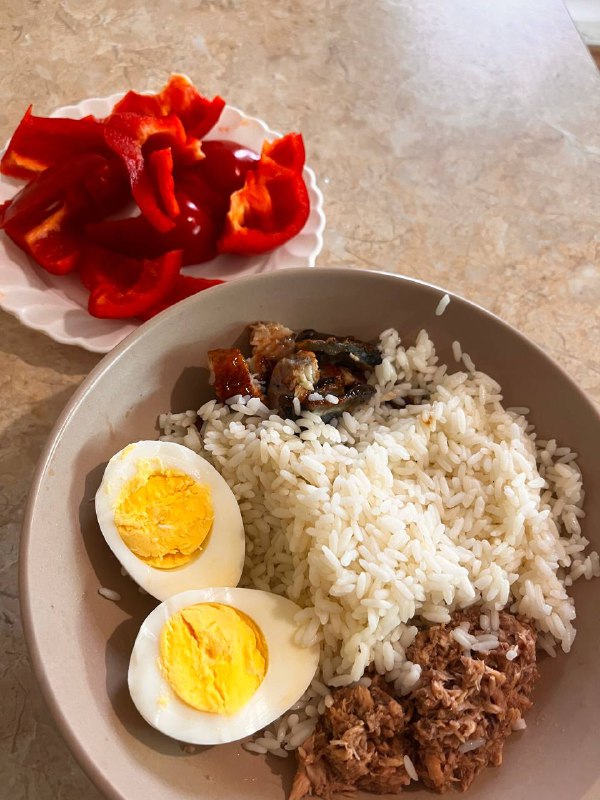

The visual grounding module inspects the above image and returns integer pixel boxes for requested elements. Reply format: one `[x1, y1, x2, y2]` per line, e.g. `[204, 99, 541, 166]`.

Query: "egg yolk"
[114, 463, 214, 570]
[159, 603, 268, 715]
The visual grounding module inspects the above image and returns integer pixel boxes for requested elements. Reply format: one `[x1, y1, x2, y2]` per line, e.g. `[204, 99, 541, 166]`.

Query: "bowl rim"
[18, 265, 600, 800]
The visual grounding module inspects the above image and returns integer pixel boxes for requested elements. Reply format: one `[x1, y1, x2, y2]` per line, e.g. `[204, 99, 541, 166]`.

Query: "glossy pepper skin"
[80, 248, 223, 320]
[0, 153, 119, 228]
[217, 135, 310, 256]
[87, 249, 183, 319]
[103, 112, 191, 233]
[78, 245, 143, 291]
[137, 274, 225, 320]
[148, 148, 180, 219]
[0, 107, 106, 179]
[85, 190, 218, 266]
[0, 153, 128, 275]
[192, 140, 260, 198]
[113, 74, 225, 140]
[262, 133, 306, 173]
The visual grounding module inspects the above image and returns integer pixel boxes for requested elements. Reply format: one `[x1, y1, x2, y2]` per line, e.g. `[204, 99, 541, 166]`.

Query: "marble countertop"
[1, 0, 599, 796]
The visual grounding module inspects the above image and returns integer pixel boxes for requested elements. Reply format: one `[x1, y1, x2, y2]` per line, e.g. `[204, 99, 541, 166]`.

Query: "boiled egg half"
[129, 587, 320, 744]
[95, 440, 244, 601]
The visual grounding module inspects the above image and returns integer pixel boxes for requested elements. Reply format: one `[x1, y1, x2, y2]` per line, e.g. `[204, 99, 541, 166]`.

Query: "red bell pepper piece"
[24, 206, 82, 274]
[217, 160, 310, 256]
[103, 112, 187, 232]
[148, 148, 180, 219]
[1, 153, 109, 228]
[1, 153, 124, 275]
[174, 165, 231, 222]
[75, 157, 130, 221]
[262, 133, 306, 174]
[84, 215, 161, 259]
[112, 74, 225, 140]
[169, 191, 219, 266]
[188, 140, 260, 199]
[88, 249, 183, 319]
[5, 203, 82, 275]
[158, 74, 225, 139]
[85, 190, 218, 266]
[78, 245, 143, 291]
[138, 274, 225, 320]
[111, 92, 162, 117]
[0, 107, 105, 179]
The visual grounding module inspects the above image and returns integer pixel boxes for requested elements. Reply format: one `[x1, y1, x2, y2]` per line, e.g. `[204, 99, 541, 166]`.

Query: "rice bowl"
[19, 268, 600, 800]
[158, 324, 596, 786]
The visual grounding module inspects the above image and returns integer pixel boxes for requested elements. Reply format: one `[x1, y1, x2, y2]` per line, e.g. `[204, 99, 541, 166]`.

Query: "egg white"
[128, 587, 321, 745]
[95, 440, 245, 601]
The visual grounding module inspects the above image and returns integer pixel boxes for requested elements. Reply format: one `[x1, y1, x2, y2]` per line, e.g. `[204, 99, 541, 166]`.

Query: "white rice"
[160, 327, 595, 753]
[435, 294, 450, 316]
[404, 754, 418, 781]
[98, 588, 121, 602]
[451, 625, 499, 653]
[459, 738, 486, 754]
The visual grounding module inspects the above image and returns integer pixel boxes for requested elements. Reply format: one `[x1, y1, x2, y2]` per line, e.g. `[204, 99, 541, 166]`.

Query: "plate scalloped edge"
[0, 93, 326, 354]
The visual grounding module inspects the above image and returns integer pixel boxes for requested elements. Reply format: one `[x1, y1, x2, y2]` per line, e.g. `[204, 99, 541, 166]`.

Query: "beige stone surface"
[0, 0, 599, 796]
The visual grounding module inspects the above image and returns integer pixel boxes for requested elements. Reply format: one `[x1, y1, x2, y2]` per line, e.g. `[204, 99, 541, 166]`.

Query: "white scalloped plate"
[0, 93, 325, 353]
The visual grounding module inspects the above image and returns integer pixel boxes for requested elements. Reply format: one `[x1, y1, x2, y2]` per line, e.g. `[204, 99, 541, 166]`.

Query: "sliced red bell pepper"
[188, 140, 260, 199]
[4, 203, 82, 275]
[1, 153, 121, 275]
[112, 75, 225, 140]
[103, 112, 187, 232]
[74, 157, 130, 221]
[88, 249, 182, 319]
[0, 107, 105, 179]
[218, 160, 310, 255]
[85, 215, 162, 259]
[85, 190, 218, 266]
[111, 91, 162, 117]
[174, 165, 231, 222]
[262, 133, 306, 174]
[166, 191, 218, 265]
[0, 201, 9, 227]
[148, 148, 179, 219]
[78, 245, 143, 291]
[138, 274, 224, 320]
[158, 74, 225, 139]
[1, 153, 108, 228]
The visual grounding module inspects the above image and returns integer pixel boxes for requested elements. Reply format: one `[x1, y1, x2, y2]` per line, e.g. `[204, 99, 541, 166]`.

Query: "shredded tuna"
[290, 608, 538, 798]
[407, 608, 538, 793]
[290, 681, 413, 800]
